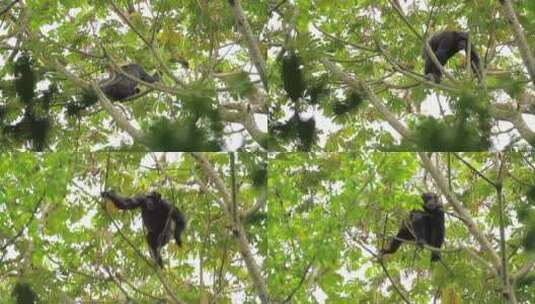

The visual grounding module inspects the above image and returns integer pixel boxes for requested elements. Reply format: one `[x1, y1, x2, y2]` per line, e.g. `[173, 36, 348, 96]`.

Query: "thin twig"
[359, 241, 411, 304]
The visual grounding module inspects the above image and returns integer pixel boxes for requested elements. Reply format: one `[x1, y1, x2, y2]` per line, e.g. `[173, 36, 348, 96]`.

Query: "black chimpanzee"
[423, 31, 481, 83]
[99, 64, 160, 101]
[101, 190, 186, 267]
[381, 192, 445, 262]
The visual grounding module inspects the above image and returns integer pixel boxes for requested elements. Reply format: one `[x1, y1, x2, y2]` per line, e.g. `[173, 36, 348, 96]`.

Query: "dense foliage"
[0, 152, 267, 302]
[270, 1, 535, 151]
[0, 1, 269, 151]
[268, 152, 535, 303]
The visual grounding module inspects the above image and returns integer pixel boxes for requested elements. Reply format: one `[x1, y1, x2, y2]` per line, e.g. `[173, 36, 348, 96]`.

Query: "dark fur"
[101, 190, 186, 267]
[381, 192, 445, 262]
[424, 31, 481, 83]
[100, 64, 159, 101]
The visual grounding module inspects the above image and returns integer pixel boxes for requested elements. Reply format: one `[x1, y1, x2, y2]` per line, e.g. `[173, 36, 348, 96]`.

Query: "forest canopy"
[0, 1, 268, 151]
[270, 0, 535, 151]
[0, 152, 267, 303]
[268, 152, 535, 303]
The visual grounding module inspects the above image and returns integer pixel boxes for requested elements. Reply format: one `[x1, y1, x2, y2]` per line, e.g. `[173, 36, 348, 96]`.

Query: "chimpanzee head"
[421, 192, 442, 212]
[145, 191, 162, 210]
[456, 32, 469, 51]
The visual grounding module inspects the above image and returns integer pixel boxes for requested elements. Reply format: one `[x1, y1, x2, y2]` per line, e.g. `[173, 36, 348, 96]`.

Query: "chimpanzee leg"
[146, 232, 163, 267]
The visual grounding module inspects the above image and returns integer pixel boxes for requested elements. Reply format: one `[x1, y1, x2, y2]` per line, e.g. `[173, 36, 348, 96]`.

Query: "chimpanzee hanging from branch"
[101, 190, 186, 267]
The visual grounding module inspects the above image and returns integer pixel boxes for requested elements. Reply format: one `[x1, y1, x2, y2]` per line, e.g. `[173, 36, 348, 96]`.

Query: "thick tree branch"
[190, 153, 270, 303]
[321, 58, 411, 138]
[91, 83, 146, 143]
[511, 256, 535, 282]
[228, 0, 268, 91]
[417, 153, 502, 271]
[492, 103, 535, 144]
[495, 155, 516, 303]
[0, 0, 18, 16]
[499, 0, 535, 87]
[219, 107, 267, 149]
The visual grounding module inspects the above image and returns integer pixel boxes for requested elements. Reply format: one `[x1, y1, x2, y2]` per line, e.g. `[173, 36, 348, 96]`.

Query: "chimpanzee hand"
[101, 190, 115, 199]
[416, 238, 425, 247]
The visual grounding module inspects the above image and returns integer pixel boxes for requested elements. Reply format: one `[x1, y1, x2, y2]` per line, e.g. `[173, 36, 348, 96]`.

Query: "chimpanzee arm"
[469, 44, 480, 66]
[172, 207, 187, 246]
[428, 218, 445, 262]
[138, 68, 159, 83]
[381, 221, 415, 255]
[434, 45, 452, 65]
[101, 191, 144, 210]
[409, 211, 428, 244]
[468, 44, 482, 79]
[125, 64, 159, 83]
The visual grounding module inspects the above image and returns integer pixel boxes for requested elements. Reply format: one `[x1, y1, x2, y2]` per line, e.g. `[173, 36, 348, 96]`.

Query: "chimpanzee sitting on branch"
[423, 31, 481, 83]
[381, 192, 445, 262]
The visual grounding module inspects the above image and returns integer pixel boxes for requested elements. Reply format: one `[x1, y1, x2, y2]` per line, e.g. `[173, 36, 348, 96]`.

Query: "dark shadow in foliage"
[270, 51, 319, 151]
[11, 282, 37, 304]
[517, 274, 535, 303]
[65, 90, 98, 117]
[271, 113, 316, 151]
[250, 160, 267, 189]
[332, 90, 364, 117]
[520, 185, 535, 252]
[146, 117, 222, 151]
[145, 95, 224, 151]
[387, 95, 491, 151]
[306, 74, 329, 105]
[244, 211, 268, 227]
[0, 54, 54, 151]
[282, 51, 306, 103]
[409, 116, 490, 151]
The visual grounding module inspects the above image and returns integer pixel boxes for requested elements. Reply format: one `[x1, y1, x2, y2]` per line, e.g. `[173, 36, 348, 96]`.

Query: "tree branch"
[190, 153, 270, 303]
[228, 0, 268, 91]
[0, 0, 18, 17]
[91, 83, 146, 143]
[321, 58, 411, 138]
[417, 153, 502, 271]
[491, 103, 535, 145]
[499, 0, 535, 87]
[511, 256, 535, 282]
[495, 154, 517, 303]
